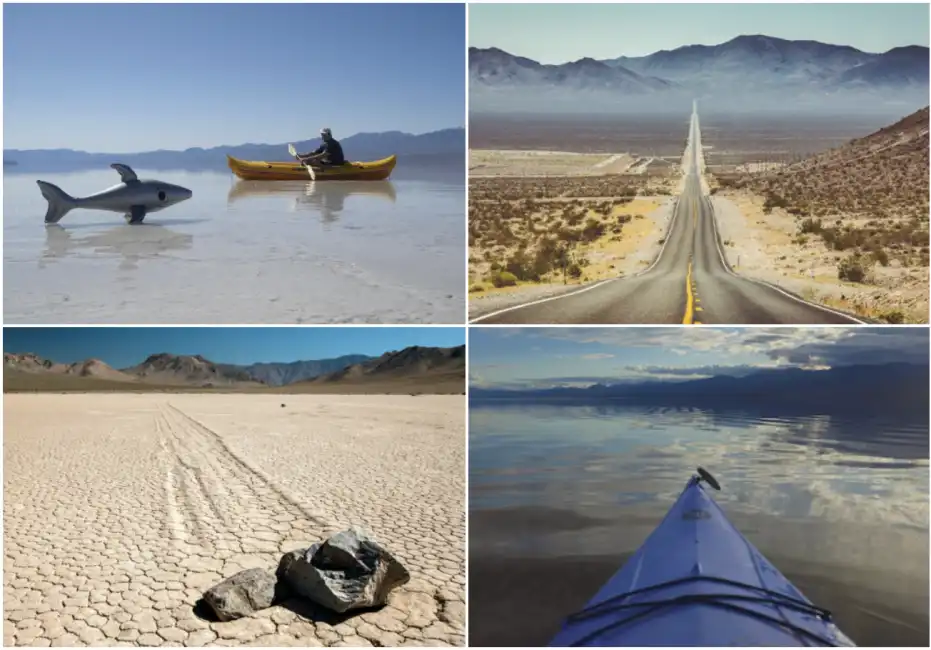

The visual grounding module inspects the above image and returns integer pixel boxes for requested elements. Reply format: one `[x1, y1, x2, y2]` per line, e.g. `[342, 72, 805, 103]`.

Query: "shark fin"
[125, 205, 147, 224]
[111, 163, 139, 183]
[36, 180, 78, 224]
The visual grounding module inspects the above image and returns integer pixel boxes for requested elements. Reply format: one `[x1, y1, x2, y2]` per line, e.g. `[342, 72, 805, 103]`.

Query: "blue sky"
[469, 3, 930, 63]
[4, 327, 465, 367]
[3, 3, 465, 152]
[469, 328, 927, 389]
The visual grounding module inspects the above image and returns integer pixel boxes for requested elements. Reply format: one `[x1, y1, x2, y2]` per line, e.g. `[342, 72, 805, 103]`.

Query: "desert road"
[471, 103, 865, 325]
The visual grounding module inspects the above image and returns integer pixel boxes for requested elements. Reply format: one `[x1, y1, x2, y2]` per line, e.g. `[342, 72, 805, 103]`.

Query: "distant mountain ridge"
[4, 127, 465, 173]
[4, 346, 464, 389]
[470, 35, 929, 116]
[232, 355, 374, 387]
[471, 362, 929, 414]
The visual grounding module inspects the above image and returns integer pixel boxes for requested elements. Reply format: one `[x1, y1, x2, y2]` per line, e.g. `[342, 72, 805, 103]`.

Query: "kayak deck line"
[549, 468, 856, 647]
[563, 575, 841, 647]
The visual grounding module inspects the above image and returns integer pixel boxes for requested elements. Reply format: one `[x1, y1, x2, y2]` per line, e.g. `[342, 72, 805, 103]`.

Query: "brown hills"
[284, 345, 466, 394]
[719, 106, 930, 263]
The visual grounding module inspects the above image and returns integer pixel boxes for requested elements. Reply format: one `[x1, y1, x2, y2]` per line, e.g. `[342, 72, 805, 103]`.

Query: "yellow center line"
[682, 261, 695, 325]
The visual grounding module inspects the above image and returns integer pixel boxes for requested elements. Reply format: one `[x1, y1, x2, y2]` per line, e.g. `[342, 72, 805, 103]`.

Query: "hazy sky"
[469, 3, 930, 62]
[4, 327, 465, 367]
[3, 3, 465, 152]
[470, 328, 927, 389]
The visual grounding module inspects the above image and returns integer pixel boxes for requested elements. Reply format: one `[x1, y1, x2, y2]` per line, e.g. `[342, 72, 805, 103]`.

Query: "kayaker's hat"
[320, 128, 332, 138]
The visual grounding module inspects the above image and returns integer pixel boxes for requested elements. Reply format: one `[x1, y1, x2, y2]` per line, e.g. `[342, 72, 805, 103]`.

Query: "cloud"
[480, 327, 924, 366]
[470, 328, 927, 390]
[764, 328, 928, 367]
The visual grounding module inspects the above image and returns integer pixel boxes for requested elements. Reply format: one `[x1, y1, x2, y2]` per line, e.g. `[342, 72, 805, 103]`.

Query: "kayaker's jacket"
[306, 138, 345, 165]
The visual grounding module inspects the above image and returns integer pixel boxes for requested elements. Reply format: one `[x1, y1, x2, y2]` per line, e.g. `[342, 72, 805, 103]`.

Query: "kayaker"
[296, 128, 346, 167]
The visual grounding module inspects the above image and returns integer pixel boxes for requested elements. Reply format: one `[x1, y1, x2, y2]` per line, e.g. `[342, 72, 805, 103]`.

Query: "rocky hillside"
[310, 345, 466, 384]
[4, 352, 66, 373]
[4, 353, 134, 381]
[721, 106, 929, 266]
[123, 353, 259, 386]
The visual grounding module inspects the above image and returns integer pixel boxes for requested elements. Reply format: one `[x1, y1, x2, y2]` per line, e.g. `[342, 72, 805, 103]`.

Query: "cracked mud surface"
[4, 394, 465, 647]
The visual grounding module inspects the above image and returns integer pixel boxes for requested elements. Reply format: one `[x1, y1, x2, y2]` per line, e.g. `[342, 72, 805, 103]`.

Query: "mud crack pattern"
[4, 394, 465, 646]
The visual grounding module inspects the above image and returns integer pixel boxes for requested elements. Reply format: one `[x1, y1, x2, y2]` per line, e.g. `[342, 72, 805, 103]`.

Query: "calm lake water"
[3, 167, 464, 324]
[469, 402, 929, 647]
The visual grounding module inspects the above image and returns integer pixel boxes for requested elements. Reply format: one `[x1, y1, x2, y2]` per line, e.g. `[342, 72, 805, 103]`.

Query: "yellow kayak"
[226, 154, 397, 181]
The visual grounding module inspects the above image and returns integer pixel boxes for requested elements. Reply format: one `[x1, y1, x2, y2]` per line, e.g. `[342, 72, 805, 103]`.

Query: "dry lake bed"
[3, 394, 465, 647]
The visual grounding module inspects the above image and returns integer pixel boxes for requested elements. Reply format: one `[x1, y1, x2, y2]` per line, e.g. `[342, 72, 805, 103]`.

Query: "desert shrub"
[837, 255, 868, 283]
[871, 248, 890, 266]
[491, 271, 518, 288]
[469, 284, 485, 293]
[531, 238, 565, 277]
[567, 263, 583, 279]
[881, 310, 905, 324]
[581, 218, 606, 243]
[798, 218, 822, 234]
[505, 250, 536, 281]
[763, 192, 789, 212]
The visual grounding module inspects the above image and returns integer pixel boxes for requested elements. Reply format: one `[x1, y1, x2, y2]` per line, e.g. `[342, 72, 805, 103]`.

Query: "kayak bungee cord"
[563, 575, 842, 647]
[549, 468, 856, 647]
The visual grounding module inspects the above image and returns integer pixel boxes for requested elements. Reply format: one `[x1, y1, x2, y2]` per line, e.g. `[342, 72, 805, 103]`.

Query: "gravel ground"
[3, 394, 465, 647]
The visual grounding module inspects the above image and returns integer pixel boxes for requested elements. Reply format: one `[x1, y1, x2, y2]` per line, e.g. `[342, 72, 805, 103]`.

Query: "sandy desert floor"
[468, 197, 674, 319]
[469, 149, 636, 177]
[3, 394, 465, 647]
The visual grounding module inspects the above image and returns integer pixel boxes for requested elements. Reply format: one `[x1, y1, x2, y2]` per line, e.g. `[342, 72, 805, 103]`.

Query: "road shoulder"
[711, 191, 930, 323]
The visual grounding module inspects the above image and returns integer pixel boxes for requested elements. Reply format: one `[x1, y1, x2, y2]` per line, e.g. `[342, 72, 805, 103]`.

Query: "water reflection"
[468, 402, 929, 646]
[471, 402, 929, 462]
[41, 223, 194, 271]
[226, 180, 397, 222]
[469, 403, 929, 528]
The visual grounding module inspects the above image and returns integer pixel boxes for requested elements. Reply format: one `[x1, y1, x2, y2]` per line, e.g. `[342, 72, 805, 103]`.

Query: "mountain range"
[470, 35, 930, 116]
[3, 127, 465, 174]
[4, 345, 466, 393]
[471, 363, 929, 414]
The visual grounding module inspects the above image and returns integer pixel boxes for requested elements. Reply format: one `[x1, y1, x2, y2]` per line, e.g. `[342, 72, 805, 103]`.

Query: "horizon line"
[3, 125, 466, 156]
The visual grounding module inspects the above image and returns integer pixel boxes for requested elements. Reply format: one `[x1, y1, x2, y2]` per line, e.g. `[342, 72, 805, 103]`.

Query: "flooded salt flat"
[469, 403, 929, 647]
[3, 167, 464, 324]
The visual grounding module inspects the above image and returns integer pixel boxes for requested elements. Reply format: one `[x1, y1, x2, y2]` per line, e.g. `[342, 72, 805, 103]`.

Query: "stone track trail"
[4, 394, 465, 647]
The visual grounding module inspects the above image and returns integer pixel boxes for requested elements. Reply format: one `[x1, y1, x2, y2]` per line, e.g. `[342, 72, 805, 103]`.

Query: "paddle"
[288, 143, 316, 181]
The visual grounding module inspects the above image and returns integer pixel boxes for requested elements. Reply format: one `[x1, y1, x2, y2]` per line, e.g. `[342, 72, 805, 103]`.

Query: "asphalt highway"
[472, 103, 864, 325]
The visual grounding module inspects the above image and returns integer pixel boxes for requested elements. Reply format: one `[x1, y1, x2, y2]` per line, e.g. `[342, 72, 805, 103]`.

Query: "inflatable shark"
[37, 163, 193, 224]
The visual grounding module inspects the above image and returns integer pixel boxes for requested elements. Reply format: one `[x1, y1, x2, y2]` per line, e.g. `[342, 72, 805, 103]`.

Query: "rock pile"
[204, 528, 410, 622]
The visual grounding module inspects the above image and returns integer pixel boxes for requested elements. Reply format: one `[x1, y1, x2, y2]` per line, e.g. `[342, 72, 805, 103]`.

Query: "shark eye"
[158, 190, 166, 201]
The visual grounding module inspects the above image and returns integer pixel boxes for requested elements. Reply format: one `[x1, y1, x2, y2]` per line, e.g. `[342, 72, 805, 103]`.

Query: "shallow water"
[3, 167, 464, 324]
[469, 403, 929, 646]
